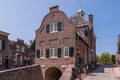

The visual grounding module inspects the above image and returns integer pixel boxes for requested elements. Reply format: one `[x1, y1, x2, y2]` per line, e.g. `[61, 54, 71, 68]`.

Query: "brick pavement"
[83, 65, 117, 80]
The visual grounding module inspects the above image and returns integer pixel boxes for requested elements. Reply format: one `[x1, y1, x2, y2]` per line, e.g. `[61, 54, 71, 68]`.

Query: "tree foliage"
[98, 52, 113, 64]
[96, 55, 100, 62]
[111, 54, 116, 64]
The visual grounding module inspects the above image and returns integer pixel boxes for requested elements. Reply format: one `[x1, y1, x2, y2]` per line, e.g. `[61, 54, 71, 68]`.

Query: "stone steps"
[59, 64, 74, 80]
[113, 67, 120, 79]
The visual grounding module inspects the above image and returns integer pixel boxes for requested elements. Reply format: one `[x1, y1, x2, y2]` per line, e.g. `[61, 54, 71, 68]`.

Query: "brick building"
[0, 30, 35, 70]
[9, 39, 34, 68]
[35, 6, 96, 80]
[116, 34, 120, 65]
[0, 31, 11, 69]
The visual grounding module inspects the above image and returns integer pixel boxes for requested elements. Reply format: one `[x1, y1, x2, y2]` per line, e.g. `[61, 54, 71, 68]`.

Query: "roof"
[9, 40, 15, 45]
[29, 40, 35, 52]
[76, 32, 90, 47]
[69, 15, 88, 26]
[0, 30, 10, 36]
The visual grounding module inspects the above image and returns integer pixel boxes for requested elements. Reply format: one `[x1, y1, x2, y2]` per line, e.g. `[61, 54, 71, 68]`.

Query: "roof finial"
[80, 0, 82, 10]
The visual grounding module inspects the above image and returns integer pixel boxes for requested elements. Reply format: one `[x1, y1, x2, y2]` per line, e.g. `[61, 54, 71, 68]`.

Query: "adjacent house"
[0, 31, 11, 69]
[9, 39, 35, 68]
[0, 30, 35, 70]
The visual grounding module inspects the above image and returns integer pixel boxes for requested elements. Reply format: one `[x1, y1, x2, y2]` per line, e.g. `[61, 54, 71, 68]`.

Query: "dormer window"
[16, 45, 20, 51]
[80, 29, 85, 37]
[80, 28, 88, 37]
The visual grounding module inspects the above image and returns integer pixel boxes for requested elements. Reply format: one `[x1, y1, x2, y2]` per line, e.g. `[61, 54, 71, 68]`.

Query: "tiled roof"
[69, 15, 88, 25]
[76, 32, 90, 46]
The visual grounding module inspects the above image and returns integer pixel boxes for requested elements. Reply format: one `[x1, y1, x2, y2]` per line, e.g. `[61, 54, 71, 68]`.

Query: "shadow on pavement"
[93, 64, 113, 73]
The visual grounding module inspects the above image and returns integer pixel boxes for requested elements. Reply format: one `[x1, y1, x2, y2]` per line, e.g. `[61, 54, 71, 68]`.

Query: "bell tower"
[76, 0, 85, 18]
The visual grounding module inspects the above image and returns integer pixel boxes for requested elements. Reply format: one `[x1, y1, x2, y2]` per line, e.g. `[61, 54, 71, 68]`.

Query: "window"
[20, 56, 23, 65]
[46, 22, 62, 33]
[81, 29, 85, 37]
[80, 29, 88, 37]
[64, 47, 69, 58]
[40, 49, 44, 59]
[50, 48, 58, 58]
[64, 47, 74, 58]
[36, 50, 40, 58]
[22, 46, 24, 52]
[54, 48, 58, 57]
[16, 45, 20, 51]
[0, 40, 2, 49]
[2, 40, 5, 49]
[0, 54, 2, 65]
[50, 23, 58, 33]
[13, 56, 17, 65]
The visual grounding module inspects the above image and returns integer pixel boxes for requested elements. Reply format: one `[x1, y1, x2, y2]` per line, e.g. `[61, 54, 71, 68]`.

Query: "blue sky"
[0, 0, 120, 55]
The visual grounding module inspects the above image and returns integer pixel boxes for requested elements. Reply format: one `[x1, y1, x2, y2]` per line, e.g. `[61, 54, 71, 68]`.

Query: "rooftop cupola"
[77, 9, 85, 18]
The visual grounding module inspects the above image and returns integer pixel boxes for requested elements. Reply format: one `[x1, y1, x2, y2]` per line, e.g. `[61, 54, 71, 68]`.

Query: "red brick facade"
[0, 31, 34, 70]
[35, 6, 96, 79]
[116, 35, 120, 65]
[0, 31, 11, 69]
[9, 39, 34, 68]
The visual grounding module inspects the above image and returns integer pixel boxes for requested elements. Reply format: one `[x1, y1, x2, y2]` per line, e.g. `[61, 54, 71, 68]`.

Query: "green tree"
[99, 52, 112, 64]
[111, 54, 116, 64]
[96, 55, 100, 62]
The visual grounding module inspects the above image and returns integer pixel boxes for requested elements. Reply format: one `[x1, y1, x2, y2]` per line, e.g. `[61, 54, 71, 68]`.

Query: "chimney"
[89, 14, 93, 24]
[88, 14, 93, 29]
[50, 5, 59, 13]
[30, 40, 33, 44]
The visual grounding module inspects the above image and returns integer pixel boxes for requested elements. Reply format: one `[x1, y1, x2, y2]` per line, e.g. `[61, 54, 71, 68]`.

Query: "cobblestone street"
[83, 65, 117, 80]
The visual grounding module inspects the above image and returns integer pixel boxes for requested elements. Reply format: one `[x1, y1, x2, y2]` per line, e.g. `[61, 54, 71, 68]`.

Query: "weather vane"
[80, 0, 82, 10]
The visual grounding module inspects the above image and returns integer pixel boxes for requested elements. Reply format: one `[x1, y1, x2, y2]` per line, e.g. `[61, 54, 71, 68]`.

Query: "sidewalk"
[82, 65, 117, 80]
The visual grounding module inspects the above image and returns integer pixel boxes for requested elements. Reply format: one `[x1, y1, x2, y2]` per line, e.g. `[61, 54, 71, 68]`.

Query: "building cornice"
[0, 30, 10, 36]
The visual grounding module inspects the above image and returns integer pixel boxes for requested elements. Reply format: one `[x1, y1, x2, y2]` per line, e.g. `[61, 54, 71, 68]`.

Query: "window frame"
[49, 48, 58, 59]
[40, 49, 44, 59]
[21, 46, 25, 52]
[49, 22, 58, 33]
[64, 47, 69, 58]
[16, 44, 20, 51]
[0, 54, 2, 65]
[20, 56, 23, 65]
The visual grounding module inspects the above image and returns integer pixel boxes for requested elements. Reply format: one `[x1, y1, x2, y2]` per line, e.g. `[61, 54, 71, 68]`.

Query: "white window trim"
[50, 22, 58, 33]
[21, 46, 25, 52]
[50, 31, 58, 33]
[50, 48, 58, 59]
[40, 49, 44, 59]
[41, 64, 46, 68]
[64, 47, 69, 58]
[16, 45, 20, 51]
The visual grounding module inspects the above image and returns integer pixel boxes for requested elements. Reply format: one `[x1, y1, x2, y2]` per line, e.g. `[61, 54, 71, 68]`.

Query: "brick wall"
[0, 64, 43, 80]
